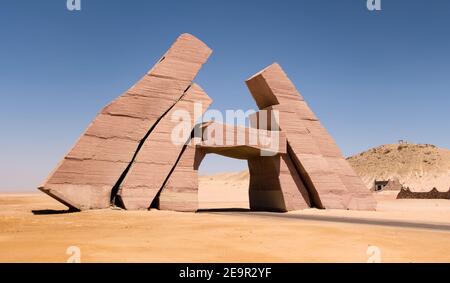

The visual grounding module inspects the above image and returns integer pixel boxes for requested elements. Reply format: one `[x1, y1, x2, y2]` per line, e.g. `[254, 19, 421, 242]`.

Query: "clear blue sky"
[0, 0, 449, 191]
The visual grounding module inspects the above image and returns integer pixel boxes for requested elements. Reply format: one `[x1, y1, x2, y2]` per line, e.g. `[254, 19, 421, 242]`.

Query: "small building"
[373, 180, 389, 192]
[372, 179, 403, 192]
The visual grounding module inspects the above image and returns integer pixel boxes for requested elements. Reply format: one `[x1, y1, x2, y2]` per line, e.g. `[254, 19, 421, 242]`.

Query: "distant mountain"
[347, 143, 450, 192]
[201, 143, 450, 193]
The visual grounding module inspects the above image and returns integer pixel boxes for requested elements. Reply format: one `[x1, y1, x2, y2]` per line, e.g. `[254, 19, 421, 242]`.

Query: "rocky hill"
[347, 143, 450, 192]
[201, 143, 450, 193]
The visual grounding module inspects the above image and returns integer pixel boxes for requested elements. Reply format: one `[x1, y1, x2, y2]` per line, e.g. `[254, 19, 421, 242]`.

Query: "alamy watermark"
[66, 1, 381, 13]
[367, 245, 382, 263]
[65, 1, 381, 13]
[66, 246, 81, 263]
[367, 0, 381, 11]
[67, 0, 81, 11]
[169, 104, 281, 157]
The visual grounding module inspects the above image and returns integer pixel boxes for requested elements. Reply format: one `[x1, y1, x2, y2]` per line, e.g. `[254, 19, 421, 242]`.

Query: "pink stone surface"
[246, 63, 376, 210]
[117, 84, 212, 210]
[39, 35, 374, 213]
[248, 154, 311, 211]
[198, 122, 286, 159]
[39, 33, 211, 210]
[157, 145, 206, 212]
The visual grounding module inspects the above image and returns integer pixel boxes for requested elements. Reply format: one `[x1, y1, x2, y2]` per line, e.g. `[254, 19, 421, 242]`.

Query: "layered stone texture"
[151, 123, 287, 212]
[248, 154, 311, 211]
[156, 145, 206, 212]
[38, 33, 211, 210]
[198, 122, 286, 159]
[117, 84, 212, 210]
[246, 63, 376, 210]
[39, 34, 375, 213]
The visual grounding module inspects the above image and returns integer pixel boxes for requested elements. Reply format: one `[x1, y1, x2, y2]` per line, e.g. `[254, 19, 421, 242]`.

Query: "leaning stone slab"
[246, 63, 376, 210]
[38, 34, 211, 210]
[248, 153, 311, 212]
[117, 84, 212, 210]
[157, 145, 206, 212]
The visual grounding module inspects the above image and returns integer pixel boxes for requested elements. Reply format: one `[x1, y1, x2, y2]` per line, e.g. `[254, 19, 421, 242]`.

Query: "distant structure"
[397, 188, 450, 199]
[38, 33, 376, 212]
[373, 180, 389, 191]
[372, 179, 403, 192]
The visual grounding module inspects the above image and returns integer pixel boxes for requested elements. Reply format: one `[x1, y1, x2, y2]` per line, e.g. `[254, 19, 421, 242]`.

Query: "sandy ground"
[1, 189, 450, 263]
[199, 171, 249, 209]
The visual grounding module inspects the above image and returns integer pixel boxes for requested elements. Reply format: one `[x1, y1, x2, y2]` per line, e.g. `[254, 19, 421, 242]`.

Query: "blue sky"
[0, 0, 449, 191]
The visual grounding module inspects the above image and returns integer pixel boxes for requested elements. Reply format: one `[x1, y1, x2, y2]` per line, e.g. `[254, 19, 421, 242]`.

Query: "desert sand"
[1, 183, 450, 262]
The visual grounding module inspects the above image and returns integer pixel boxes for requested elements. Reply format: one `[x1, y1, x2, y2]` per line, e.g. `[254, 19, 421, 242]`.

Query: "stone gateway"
[38, 33, 376, 212]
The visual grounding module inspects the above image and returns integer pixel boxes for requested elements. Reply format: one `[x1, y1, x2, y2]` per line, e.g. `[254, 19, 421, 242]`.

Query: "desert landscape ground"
[1, 180, 449, 263]
[2, 143, 449, 263]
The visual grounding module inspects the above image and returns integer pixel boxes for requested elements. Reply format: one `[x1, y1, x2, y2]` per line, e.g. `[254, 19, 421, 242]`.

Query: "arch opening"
[198, 153, 249, 210]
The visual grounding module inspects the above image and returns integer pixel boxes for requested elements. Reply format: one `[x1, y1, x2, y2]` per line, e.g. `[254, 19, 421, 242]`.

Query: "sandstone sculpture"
[39, 33, 376, 212]
[246, 63, 376, 210]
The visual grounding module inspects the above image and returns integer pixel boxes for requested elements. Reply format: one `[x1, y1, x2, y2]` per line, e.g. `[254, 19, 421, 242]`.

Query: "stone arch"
[38, 33, 376, 212]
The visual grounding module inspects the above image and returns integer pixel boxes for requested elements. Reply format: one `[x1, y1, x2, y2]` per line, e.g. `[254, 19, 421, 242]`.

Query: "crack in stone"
[109, 85, 192, 206]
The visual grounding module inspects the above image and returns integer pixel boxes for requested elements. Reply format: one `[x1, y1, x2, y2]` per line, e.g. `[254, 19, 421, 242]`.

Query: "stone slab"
[39, 33, 212, 210]
[246, 63, 376, 210]
[248, 154, 311, 211]
[157, 145, 206, 212]
[118, 83, 212, 210]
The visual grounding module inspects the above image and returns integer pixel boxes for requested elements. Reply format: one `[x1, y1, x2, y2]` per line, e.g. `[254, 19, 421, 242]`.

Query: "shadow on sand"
[32, 209, 79, 215]
[197, 208, 251, 213]
[204, 211, 450, 232]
